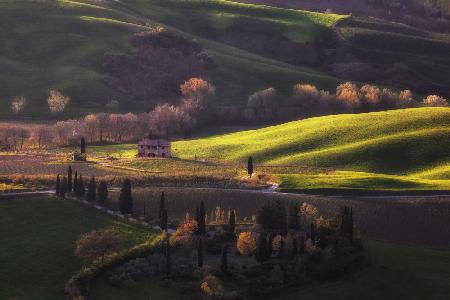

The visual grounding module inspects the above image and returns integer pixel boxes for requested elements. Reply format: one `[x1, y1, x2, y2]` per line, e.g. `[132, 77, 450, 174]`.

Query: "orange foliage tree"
[237, 231, 257, 256]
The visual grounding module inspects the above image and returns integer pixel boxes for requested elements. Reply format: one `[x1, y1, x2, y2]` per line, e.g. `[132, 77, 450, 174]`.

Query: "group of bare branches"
[245, 82, 448, 122]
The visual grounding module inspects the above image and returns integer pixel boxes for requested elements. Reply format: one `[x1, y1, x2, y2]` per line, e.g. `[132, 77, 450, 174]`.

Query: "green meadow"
[92, 108, 450, 190]
[0, 196, 154, 300]
[0, 0, 343, 119]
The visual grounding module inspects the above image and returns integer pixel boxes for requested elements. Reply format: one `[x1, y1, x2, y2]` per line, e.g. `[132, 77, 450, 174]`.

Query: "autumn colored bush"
[237, 231, 257, 256]
[75, 229, 124, 264]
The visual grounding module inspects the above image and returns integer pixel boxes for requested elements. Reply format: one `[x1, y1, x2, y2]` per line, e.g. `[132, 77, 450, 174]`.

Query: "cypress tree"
[247, 156, 254, 177]
[159, 192, 165, 220]
[67, 166, 73, 193]
[221, 246, 228, 273]
[299, 236, 305, 255]
[87, 176, 96, 202]
[118, 179, 133, 214]
[256, 232, 268, 262]
[199, 201, 206, 234]
[293, 238, 298, 255]
[267, 233, 274, 258]
[55, 175, 61, 196]
[310, 222, 316, 243]
[76, 174, 85, 197]
[61, 176, 68, 197]
[73, 171, 78, 195]
[160, 208, 168, 231]
[97, 181, 108, 206]
[287, 203, 300, 230]
[80, 137, 86, 154]
[165, 239, 171, 275]
[229, 209, 236, 235]
[278, 238, 285, 259]
[197, 238, 204, 268]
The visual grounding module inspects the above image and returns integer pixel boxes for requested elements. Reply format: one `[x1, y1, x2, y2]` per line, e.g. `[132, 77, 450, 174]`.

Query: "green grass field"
[0, 0, 343, 119]
[0, 195, 155, 300]
[91, 108, 450, 190]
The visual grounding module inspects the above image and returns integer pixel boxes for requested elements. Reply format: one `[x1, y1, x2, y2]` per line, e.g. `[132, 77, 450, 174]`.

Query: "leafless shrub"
[47, 89, 70, 113]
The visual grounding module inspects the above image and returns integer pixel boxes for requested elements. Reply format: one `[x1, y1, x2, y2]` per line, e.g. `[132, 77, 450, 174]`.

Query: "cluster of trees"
[55, 166, 109, 206]
[245, 82, 449, 123]
[103, 28, 215, 101]
[1, 78, 216, 149]
[237, 202, 355, 261]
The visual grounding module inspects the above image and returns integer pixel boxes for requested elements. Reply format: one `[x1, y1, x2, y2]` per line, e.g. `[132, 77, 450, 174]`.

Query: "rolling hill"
[173, 107, 450, 190]
[0, 0, 342, 119]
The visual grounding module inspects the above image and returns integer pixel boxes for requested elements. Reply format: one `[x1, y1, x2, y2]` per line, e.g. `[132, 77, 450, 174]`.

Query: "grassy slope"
[0, 196, 154, 300]
[172, 107, 450, 190]
[0, 0, 343, 118]
[337, 17, 450, 92]
[89, 108, 450, 190]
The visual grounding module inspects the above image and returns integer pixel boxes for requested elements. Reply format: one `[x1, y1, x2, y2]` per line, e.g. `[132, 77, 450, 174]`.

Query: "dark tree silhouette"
[97, 181, 108, 206]
[299, 236, 305, 255]
[278, 238, 285, 259]
[87, 176, 96, 202]
[67, 166, 73, 193]
[310, 223, 316, 244]
[73, 171, 78, 195]
[197, 238, 204, 268]
[256, 200, 287, 232]
[56, 175, 61, 196]
[118, 179, 133, 214]
[165, 239, 171, 275]
[198, 201, 206, 234]
[229, 209, 236, 235]
[221, 246, 228, 273]
[76, 174, 85, 197]
[287, 203, 300, 230]
[256, 232, 269, 262]
[159, 192, 165, 220]
[293, 238, 298, 255]
[80, 137, 86, 154]
[340, 206, 354, 242]
[61, 176, 68, 196]
[160, 208, 168, 231]
[247, 156, 254, 177]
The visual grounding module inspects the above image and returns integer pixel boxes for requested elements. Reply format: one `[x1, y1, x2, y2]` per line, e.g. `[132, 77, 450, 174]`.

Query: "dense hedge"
[65, 233, 167, 299]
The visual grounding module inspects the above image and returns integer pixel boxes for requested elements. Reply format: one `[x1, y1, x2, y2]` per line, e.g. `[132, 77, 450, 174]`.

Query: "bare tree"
[47, 89, 70, 113]
[10, 96, 26, 114]
[423, 95, 449, 107]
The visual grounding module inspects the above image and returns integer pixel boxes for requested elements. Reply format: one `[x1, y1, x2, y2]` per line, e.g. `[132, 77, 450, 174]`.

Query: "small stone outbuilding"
[137, 138, 171, 158]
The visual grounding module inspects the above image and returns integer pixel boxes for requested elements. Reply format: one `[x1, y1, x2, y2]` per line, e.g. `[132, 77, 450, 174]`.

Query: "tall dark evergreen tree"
[247, 156, 254, 177]
[73, 171, 78, 195]
[287, 203, 300, 230]
[61, 176, 68, 197]
[56, 175, 61, 196]
[97, 181, 108, 206]
[67, 166, 73, 193]
[267, 233, 274, 258]
[299, 236, 305, 255]
[340, 206, 354, 242]
[221, 246, 228, 273]
[87, 176, 96, 201]
[159, 192, 165, 220]
[197, 238, 204, 268]
[76, 174, 85, 197]
[256, 232, 269, 262]
[278, 238, 285, 259]
[118, 179, 133, 214]
[256, 200, 287, 232]
[160, 208, 168, 231]
[229, 209, 236, 235]
[293, 238, 298, 255]
[165, 239, 171, 275]
[80, 137, 86, 154]
[310, 222, 316, 243]
[198, 201, 206, 234]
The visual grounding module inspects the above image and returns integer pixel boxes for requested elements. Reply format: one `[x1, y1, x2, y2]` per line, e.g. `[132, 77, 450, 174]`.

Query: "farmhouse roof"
[138, 138, 170, 146]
